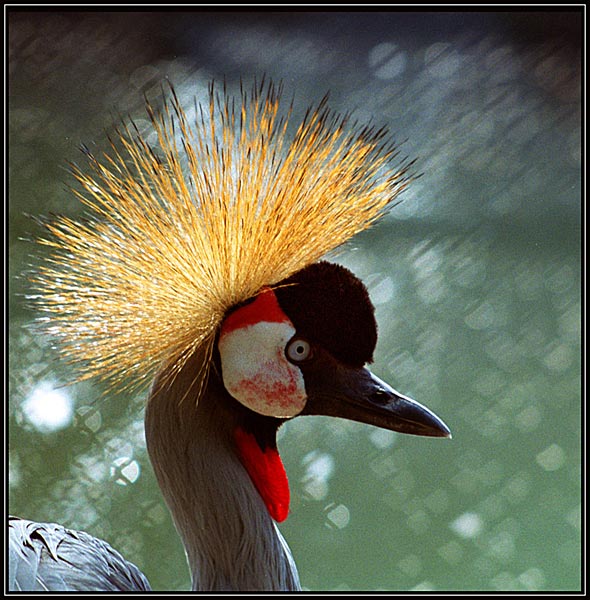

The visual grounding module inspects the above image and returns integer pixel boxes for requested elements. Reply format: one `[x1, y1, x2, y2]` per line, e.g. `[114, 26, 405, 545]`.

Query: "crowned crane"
[9, 80, 451, 592]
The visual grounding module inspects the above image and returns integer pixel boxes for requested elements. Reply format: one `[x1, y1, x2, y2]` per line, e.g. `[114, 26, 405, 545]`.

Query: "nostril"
[370, 388, 392, 405]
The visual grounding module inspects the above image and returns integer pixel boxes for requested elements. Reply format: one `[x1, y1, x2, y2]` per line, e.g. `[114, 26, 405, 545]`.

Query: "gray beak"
[303, 365, 451, 438]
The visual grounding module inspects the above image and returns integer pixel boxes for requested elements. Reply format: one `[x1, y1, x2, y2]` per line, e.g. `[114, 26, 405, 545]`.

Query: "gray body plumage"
[8, 516, 151, 591]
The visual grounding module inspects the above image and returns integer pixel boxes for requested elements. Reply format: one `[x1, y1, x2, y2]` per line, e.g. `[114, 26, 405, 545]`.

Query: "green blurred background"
[8, 9, 581, 592]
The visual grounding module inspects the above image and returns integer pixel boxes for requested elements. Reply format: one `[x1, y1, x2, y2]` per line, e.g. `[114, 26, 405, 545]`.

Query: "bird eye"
[286, 337, 312, 363]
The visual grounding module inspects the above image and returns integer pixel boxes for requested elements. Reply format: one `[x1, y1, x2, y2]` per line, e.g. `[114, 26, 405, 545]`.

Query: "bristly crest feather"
[31, 79, 416, 394]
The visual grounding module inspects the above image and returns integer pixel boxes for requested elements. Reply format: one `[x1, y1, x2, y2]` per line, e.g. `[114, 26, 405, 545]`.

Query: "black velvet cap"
[274, 261, 377, 368]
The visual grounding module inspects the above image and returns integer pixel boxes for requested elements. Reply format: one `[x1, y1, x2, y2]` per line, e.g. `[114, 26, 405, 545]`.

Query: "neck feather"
[144, 350, 300, 591]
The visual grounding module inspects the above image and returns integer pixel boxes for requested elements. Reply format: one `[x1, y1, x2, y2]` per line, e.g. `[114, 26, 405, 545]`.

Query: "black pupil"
[296, 345, 305, 354]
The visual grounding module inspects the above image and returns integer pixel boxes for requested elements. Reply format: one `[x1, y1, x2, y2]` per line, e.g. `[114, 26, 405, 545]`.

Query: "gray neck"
[144, 350, 300, 591]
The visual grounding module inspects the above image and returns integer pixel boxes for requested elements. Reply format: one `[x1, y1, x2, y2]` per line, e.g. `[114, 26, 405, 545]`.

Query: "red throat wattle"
[234, 427, 290, 522]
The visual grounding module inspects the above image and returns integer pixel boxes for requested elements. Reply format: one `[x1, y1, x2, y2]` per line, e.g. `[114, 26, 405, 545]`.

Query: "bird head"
[31, 79, 450, 525]
[219, 260, 448, 435]
[216, 260, 450, 522]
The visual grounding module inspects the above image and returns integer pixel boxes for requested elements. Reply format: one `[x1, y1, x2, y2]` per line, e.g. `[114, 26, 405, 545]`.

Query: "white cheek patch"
[218, 321, 308, 418]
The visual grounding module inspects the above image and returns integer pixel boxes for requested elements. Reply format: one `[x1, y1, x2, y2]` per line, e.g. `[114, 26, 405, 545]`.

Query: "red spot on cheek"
[234, 427, 290, 522]
[237, 365, 300, 410]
